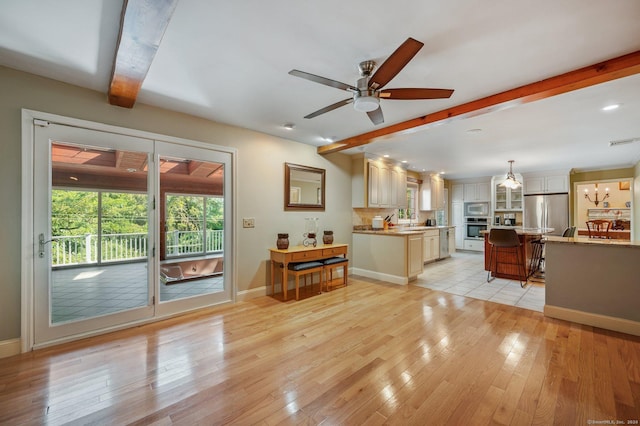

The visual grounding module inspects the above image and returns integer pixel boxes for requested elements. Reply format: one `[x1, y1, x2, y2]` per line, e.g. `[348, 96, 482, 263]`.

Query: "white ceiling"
[1, 0, 640, 179]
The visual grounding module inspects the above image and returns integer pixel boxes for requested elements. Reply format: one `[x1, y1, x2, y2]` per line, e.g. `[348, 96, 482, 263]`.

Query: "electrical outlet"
[243, 217, 255, 228]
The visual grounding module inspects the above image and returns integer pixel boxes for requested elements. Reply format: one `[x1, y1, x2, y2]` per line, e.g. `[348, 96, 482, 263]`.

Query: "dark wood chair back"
[586, 220, 611, 239]
[488, 228, 520, 248]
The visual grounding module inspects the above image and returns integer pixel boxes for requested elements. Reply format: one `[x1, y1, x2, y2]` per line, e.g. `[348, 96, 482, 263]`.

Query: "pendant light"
[500, 160, 522, 189]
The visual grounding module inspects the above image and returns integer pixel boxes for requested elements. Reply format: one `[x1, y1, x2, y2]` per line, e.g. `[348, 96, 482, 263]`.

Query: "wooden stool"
[287, 261, 324, 300]
[322, 257, 349, 292]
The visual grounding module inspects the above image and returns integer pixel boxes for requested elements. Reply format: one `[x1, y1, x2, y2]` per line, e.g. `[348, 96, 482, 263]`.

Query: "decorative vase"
[323, 230, 334, 244]
[276, 233, 289, 249]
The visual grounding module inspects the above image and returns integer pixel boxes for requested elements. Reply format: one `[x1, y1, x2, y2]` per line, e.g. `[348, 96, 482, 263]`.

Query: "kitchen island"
[353, 226, 454, 285]
[544, 236, 640, 336]
[482, 227, 554, 281]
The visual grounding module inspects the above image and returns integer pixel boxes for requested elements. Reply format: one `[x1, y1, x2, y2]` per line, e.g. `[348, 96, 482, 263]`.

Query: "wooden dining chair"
[586, 220, 611, 239]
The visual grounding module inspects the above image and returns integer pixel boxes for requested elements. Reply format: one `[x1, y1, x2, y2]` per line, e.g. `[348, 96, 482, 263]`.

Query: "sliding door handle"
[38, 233, 51, 258]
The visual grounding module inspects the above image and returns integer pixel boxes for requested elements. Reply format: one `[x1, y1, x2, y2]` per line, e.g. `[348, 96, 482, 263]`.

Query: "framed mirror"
[285, 163, 325, 211]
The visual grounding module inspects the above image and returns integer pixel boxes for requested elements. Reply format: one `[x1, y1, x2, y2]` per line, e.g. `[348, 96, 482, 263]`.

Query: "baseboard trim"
[544, 304, 640, 336]
[237, 286, 266, 301]
[351, 268, 408, 285]
[0, 338, 21, 359]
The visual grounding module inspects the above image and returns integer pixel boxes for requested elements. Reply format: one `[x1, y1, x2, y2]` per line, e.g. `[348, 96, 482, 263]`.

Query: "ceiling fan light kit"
[288, 37, 454, 125]
[353, 93, 379, 112]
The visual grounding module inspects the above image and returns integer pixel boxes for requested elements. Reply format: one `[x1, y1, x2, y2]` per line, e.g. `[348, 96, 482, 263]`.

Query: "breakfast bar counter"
[482, 227, 553, 281]
[543, 236, 640, 336]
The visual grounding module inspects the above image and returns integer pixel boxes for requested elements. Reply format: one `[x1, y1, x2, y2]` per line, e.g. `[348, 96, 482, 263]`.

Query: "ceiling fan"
[288, 37, 454, 125]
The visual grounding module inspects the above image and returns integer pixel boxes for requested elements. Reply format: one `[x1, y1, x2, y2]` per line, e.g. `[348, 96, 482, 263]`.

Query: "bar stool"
[486, 228, 527, 288]
[529, 226, 575, 279]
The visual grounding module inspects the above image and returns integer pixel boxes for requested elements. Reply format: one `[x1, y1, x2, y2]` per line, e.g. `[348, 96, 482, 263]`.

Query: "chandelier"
[584, 184, 609, 206]
[500, 160, 521, 189]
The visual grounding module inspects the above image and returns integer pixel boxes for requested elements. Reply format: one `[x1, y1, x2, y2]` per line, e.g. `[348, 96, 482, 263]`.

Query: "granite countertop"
[481, 227, 554, 235]
[545, 235, 640, 248]
[353, 225, 454, 236]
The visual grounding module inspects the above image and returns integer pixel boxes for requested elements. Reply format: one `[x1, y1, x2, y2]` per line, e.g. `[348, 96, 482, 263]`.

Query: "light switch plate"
[243, 218, 255, 228]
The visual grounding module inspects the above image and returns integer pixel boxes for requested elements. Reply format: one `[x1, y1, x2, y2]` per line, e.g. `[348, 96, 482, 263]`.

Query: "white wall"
[0, 66, 353, 342]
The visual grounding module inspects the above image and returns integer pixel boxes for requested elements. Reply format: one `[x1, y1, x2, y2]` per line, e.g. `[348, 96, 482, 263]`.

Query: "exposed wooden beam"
[108, 0, 179, 108]
[318, 50, 640, 155]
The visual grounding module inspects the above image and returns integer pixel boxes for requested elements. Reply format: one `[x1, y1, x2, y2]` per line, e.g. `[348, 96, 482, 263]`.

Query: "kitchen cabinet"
[423, 229, 440, 263]
[408, 234, 424, 277]
[464, 182, 491, 202]
[492, 175, 523, 211]
[452, 202, 464, 249]
[523, 174, 569, 194]
[391, 167, 408, 209]
[448, 227, 456, 254]
[352, 156, 407, 208]
[463, 239, 484, 251]
[352, 232, 423, 284]
[419, 173, 444, 211]
[452, 184, 464, 203]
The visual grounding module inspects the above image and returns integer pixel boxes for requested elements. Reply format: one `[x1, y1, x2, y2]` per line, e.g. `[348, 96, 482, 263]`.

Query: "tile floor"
[52, 262, 224, 323]
[414, 251, 545, 312]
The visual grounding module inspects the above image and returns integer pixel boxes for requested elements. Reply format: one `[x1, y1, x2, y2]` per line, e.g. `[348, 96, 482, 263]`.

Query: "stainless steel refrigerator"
[524, 193, 569, 236]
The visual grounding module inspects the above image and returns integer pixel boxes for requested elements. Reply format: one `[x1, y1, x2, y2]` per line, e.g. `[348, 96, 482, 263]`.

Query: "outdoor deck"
[52, 262, 223, 323]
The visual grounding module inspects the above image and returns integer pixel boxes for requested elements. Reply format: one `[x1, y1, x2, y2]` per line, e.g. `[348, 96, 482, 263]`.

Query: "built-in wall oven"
[465, 217, 489, 239]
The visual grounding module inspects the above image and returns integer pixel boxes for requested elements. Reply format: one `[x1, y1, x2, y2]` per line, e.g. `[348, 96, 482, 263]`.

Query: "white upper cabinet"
[464, 182, 491, 202]
[492, 174, 523, 211]
[523, 173, 569, 194]
[352, 156, 407, 208]
[451, 183, 464, 203]
[420, 173, 445, 211]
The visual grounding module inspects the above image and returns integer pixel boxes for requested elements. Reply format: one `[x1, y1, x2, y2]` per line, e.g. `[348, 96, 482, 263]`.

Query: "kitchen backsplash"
[352, 208, 436, 227]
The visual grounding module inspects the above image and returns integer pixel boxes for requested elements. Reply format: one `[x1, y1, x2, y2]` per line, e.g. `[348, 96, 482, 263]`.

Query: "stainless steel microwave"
[464, 202, 490, 217]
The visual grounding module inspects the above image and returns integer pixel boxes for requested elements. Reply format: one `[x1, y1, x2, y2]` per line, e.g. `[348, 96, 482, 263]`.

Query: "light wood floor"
[2, 277, 640, 425]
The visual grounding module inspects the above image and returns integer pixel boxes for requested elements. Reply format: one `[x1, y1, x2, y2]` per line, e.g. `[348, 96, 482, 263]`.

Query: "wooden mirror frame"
[284, 163, 325, 211]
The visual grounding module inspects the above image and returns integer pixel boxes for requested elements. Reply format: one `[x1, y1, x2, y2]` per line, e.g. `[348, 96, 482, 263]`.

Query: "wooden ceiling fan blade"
[368, 38, 424, 90]
[304, 98, 353, 119]
[289, 70, 356, 92]
[379, 88, 454, 100]
[367, 107, 384, 125]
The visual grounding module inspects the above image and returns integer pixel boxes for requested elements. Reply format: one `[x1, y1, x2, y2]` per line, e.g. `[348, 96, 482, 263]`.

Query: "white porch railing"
[51, 230, 223, 267]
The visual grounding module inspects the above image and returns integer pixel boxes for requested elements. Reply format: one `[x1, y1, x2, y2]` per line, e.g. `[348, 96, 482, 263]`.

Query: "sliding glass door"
[34, 123, 155, 344]
[32, 121, 233, 346]
[155, 141, 233, 316]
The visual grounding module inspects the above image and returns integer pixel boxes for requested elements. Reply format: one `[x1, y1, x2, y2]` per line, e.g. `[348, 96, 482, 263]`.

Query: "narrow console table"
[269, 243, 348, 300]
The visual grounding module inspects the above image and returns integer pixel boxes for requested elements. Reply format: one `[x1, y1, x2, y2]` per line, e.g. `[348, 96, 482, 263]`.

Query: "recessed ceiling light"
[401, 160, 408, 163]
[324, 136, 335, 142]
[283, 123, 295, 130]
[602, 104, 619, 111]
[383, 154, 390, 158]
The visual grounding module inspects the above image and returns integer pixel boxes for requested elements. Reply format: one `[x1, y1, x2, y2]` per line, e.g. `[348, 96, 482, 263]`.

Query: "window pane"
[101, 192, 148, 262]
[206, 196, 224, 253]
[51, 189, 98, 266]
[165, 195, 205, 256]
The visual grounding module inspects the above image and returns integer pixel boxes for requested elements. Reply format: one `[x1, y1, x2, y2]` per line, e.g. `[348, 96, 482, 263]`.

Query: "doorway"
[575, 179, 632, 239]
[23, 111, 235, 349]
